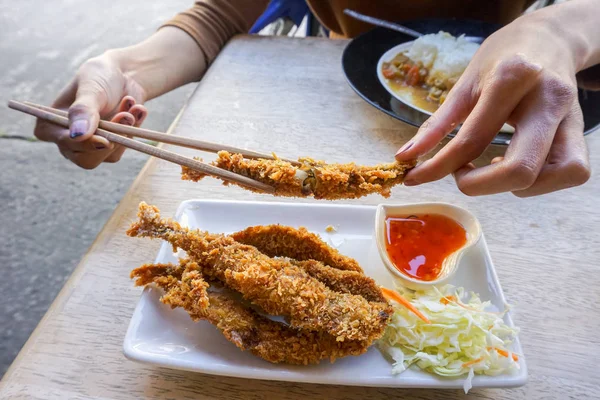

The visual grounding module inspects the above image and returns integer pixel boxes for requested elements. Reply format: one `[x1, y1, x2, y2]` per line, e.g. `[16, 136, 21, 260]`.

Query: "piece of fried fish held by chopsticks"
[181, 151, 416, 200]
[131, 260, 371, 365]
[127, 202, 391, 343]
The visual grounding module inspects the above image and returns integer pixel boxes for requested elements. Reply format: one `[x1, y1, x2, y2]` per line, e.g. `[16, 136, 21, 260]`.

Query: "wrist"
[104, 27, 206, 101]
[531, 0, 600, 72]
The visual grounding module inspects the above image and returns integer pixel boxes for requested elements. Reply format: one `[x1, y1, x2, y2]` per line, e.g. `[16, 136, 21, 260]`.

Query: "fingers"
[55, 130, 114, 168]
[128, 104, 148, 126]
[111, 111, 136, 126]
[34, 119, 67, 143]
[118, 96, 136, 113]
[57, 133, 113, 152]
[33, 56, 146, 169]
[35, 79, 112, 167]
[104, 103, 148, 163]
[102, 112, 133, 163]
[61, 148, 116, 169]
[63, 98, 146, 166]
[68, 76, 108, 141]
[37, 116, 113, 152]
[52, 95, 145, 169]
[512, 106, 590, 197]
[395, 78, 475, 161]
[453, 89, 566, 196]
[402, 56, 542, 185]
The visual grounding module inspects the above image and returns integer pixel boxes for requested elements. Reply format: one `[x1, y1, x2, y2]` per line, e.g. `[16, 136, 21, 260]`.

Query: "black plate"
[342, 18, 600, 145]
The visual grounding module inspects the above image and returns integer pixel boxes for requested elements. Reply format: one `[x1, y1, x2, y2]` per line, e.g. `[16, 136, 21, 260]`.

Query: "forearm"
[101, 1, 268, 101]
[107, 27, 206, 101]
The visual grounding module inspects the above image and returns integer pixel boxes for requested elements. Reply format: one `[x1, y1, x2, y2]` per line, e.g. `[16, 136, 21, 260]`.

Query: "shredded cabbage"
[378, 285, 520, 393]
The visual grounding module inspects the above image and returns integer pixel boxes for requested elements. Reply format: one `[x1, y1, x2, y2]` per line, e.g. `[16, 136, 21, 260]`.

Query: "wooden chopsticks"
[22, 101, 301, 166]
[8, 100, 277, 193]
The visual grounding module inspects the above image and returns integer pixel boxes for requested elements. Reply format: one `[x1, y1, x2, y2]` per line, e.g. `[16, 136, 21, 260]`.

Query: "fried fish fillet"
[231, 225, 363, 272]
[127, 202, 391, 342]
[287, 259, 386, 303]
[231, 225, 385, 303]
[181, 151, 415, 200]
[131, 260, 370, 364]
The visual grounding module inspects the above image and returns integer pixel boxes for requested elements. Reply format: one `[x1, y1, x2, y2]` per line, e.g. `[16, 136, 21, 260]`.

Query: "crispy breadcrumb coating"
[231, 225, 363, 272]
[231, 225, 385, 302]
[131, 260, 370, 364]
[127, 203, 390, 342]
[288, 259, 386, 303]
[131, 261, 210, 310]
[181, 151, 415, 200]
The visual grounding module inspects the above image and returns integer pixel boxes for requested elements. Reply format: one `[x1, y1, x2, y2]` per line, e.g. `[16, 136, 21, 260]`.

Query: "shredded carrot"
[441, 295, 504, 315]
[382, 68, 395, 79]
[488, 347, 519, 362]
[406, 65, 421, 86]
[461, 349, 518, 368]
[440, 295, 457, 305]
[381, 287, 431, 324]
[462, 357, 484, 368]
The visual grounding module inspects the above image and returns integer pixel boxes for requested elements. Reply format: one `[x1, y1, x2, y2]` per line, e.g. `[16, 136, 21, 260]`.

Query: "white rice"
[406, 31, 480, 83]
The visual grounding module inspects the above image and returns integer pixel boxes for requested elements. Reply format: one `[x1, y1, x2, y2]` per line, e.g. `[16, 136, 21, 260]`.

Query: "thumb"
[68, 80, 107, 141]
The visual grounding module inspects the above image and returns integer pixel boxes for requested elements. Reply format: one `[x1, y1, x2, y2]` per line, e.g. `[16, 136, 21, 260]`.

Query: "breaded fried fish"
[131, 260, 371, 365]
[181, 151, 415, 200]
[231, 225, 363, 272]
[127, 203, 391, 342]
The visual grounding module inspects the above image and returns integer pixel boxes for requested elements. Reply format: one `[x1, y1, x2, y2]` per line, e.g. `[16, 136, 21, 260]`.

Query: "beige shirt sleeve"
[162, 0, 269, 66]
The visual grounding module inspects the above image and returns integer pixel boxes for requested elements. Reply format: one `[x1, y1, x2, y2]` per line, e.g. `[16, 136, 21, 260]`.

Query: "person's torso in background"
[307, 0, 536, 37]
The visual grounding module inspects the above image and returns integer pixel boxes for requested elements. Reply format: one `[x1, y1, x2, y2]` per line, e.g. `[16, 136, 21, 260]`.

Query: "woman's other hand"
[395, 1, 600, 197]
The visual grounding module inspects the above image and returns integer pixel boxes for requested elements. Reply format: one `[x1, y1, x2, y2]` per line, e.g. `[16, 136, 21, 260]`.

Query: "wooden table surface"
[2, 35, 599, 400]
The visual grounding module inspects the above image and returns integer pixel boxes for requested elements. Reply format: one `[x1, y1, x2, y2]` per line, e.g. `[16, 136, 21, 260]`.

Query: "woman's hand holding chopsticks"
[33, 56, 148, 169]
[32, 27, 205, 169]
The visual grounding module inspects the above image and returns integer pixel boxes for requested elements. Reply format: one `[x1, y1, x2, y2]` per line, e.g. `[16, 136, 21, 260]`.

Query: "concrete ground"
[0, 0, 195, 377]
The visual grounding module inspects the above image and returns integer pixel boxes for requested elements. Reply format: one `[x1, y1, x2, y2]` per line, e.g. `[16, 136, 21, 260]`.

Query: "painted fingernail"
[70, 120, 88, 138]
[396, 141, 413, 156]
[125, 100, 134, 110]
[135, 111, 144, 120]
[120, 117, 133, 126]
[404, 179, 419, 186]
[95, 145, 106, 150]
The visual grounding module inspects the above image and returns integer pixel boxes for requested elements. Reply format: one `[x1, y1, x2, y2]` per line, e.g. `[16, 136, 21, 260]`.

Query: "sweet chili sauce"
[385, 214, 467, 281]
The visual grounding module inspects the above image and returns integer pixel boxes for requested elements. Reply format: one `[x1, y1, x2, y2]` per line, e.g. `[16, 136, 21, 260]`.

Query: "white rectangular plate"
[124, 200, 527, 388]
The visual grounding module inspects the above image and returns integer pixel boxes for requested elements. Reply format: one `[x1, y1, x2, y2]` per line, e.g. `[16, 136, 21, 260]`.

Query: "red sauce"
[385, 214, 467, 281]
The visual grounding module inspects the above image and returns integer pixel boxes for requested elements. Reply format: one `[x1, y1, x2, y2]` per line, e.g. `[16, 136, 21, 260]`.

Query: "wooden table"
[1, 35, 599, 400]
